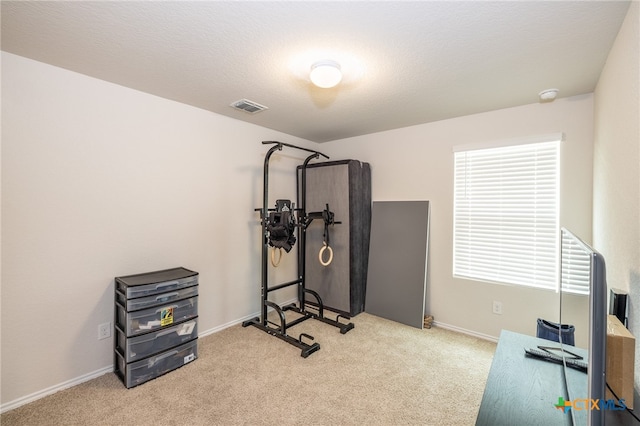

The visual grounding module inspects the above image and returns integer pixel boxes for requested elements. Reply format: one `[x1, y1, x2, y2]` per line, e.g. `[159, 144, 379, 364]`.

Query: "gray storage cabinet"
[114, 267, 199, 388]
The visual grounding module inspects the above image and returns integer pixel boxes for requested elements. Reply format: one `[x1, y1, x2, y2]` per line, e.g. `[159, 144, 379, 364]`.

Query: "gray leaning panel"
[298, 160, 371, 316]
[365, 201, 430, 328]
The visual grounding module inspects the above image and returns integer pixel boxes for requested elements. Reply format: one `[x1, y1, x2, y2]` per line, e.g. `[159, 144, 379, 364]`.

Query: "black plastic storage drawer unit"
[114, 267, 199, 388]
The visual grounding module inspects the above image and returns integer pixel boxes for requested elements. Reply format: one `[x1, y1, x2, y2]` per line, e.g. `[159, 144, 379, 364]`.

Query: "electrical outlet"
[98, 322, 111, 340]
[492, 301, 503, 315]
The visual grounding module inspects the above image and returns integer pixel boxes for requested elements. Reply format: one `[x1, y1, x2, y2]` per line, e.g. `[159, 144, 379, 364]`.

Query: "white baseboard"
[198, 311, 260, 338]
[433, 320, 499, 343]
[1, 301, 297, 413]
[199, 298, 298, 337]
[1, 365, 113, 414]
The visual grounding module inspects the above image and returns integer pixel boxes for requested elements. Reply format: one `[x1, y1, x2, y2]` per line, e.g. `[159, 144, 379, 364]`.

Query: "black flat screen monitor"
[561, 227, 607, 426]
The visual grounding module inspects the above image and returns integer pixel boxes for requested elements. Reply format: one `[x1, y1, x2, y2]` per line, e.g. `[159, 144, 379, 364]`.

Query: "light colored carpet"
[1, 313, 496, 426]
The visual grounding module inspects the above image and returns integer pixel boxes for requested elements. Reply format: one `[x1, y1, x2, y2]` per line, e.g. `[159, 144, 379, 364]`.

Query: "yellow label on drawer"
[160, 307, 174, 326]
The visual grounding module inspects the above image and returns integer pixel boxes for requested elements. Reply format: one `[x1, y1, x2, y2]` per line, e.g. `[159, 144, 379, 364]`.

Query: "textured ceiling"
[1, 1, 631, 143]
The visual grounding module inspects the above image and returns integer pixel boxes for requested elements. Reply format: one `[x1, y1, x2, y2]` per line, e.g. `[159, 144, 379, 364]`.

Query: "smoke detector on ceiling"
[538, 88, 559, 102]
[230, 99, 269, 114]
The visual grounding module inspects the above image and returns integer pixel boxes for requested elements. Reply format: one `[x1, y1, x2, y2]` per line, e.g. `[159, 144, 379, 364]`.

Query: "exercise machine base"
[242, 300, 354, 357]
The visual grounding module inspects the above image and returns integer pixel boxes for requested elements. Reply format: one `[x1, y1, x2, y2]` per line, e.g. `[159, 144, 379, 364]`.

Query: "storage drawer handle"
[155, 281, 179, 290]
[155, 305, 179, 313]
[155, 292, 179, 301]
[156, 328, 178, 337]
[154, 350, 178, 362]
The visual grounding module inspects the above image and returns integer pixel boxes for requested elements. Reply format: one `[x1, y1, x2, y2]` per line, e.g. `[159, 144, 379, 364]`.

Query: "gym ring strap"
[318, 243, 333, 266]
[271, 247, 283, 267]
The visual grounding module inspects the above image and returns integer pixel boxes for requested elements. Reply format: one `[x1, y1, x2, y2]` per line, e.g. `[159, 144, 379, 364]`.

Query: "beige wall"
[593, 1, 640, 389]
[1, 52, 310, 407]
[324, 95, 595, 345]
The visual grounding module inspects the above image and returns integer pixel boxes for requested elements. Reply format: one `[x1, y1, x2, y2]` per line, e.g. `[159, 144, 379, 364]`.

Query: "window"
[561, 229, 591, 295]
[453, 135, 561, 290]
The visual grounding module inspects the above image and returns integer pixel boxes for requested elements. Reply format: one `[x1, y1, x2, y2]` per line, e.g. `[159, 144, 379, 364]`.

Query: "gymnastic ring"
[319, 244, 333, 266]
[271, 247, 283, 267]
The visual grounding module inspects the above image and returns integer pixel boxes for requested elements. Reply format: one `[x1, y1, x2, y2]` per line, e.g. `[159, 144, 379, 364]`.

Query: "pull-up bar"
[262, 141, 330, 160]
[243, 140, 354, 357]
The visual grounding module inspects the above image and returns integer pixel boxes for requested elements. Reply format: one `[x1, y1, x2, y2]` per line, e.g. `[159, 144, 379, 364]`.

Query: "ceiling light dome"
[310, 60, 342, 88]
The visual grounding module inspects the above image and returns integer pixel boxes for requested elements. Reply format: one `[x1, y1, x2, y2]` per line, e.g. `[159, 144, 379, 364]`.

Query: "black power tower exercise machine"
[242, 141, 354, 357]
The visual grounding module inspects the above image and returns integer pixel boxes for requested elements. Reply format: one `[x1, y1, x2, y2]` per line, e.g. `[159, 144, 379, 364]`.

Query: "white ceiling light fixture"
[539, 88, 559, 102]
[310, 60, 343, 88]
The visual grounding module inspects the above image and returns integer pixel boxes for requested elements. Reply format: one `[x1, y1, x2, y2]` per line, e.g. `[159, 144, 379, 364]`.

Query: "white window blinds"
[453, 137, 561, 290]
[561, 228, 591, 295]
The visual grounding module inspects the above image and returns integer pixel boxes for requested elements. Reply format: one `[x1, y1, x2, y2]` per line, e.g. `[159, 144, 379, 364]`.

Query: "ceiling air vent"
[230, 99, 269, 114]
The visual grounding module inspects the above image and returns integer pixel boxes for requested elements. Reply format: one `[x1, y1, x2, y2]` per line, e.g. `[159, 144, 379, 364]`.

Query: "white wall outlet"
[492, 301, 503, 315]
[98, 322, 112, 340]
